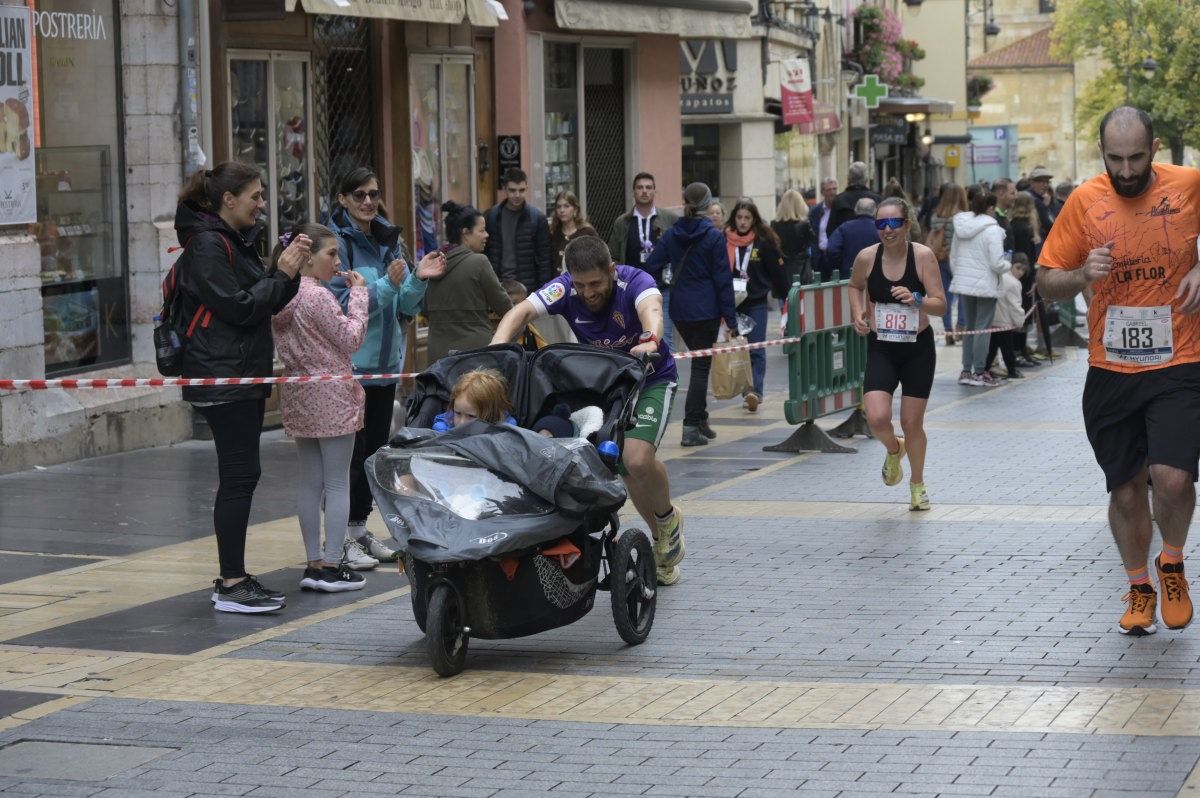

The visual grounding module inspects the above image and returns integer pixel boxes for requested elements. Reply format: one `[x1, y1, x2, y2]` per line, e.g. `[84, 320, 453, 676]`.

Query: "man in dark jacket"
[484, 168, 553, 294]
[827, 161, 882, 236]
[608, 172, 678, 345]
[1026, 166, 1060, 236]
[825, 197, 879, 278]
[807, 177, 837, 278]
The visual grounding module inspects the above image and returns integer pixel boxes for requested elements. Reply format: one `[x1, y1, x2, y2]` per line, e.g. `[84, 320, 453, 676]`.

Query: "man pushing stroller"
[492, 237, 686, 585]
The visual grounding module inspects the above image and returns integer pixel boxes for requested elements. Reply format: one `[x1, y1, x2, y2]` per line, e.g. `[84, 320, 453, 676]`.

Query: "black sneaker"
[211, 578, 285, 614]
[681, 426, 708, 446]
[300, 566, 366, 593]
[245, 574, 285, 600]
[698, 421, 717, 439]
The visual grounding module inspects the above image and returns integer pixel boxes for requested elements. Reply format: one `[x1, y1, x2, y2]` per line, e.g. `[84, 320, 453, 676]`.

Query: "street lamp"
[1123, 0, 1157, 103]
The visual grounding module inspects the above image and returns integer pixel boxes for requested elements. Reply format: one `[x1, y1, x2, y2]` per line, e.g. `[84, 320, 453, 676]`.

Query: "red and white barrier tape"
[0, 311, 1039, 392]
[944, 305, 1039, 337]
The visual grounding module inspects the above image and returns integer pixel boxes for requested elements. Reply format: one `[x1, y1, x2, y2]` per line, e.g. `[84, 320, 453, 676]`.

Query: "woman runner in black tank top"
[848, 196, 948, 511]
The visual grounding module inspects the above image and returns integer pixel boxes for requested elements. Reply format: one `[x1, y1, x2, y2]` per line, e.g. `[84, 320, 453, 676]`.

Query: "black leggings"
[349, 383, 398, 524]
[674, 318, 721, 427]
[194, 398, 265, 579]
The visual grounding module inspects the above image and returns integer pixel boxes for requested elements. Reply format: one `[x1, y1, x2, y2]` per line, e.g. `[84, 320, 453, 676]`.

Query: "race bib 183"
[1103, 305, 1173, 365]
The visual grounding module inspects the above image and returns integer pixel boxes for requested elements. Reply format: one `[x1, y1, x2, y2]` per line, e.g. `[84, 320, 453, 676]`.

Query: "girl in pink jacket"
[271, 223, 370, 593]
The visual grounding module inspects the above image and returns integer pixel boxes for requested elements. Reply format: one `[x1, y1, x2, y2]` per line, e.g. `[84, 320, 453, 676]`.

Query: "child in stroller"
[366, 343, 658, 676]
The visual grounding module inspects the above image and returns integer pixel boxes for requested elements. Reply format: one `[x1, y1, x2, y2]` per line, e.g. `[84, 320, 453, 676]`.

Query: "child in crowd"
[986, 253, 1029, 380]
[271, 223, 370, 593]
[500, 279, 547, 351]
[433, 369, 519, 431]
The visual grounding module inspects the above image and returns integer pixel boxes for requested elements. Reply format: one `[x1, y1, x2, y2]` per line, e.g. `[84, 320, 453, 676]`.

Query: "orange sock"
[1161, 543, 1184, 565]
[1126, 566, 1151, 586]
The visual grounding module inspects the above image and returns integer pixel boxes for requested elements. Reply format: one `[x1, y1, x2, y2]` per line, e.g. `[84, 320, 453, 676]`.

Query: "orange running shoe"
[1119, 584, 1157, 635]
[1156, 556, 1193, 630]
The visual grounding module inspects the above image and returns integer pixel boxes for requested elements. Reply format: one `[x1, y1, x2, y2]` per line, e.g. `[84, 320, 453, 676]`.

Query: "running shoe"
[356, 531, 399, 562]
[882, 438, 906, 487]
[957, 370, 973, 385]
[909, 482, 930, 511]
[655, 506, 685, 568]
[1156, 556, 1193, 630]
[342, 538, 379, 571]
[656, 565, 681, 586]
[1119, 583, 1158, 635]
[244, 574, 285, 601]
[970, 371, 1001, 387]
[742, 393, 760, 413]
[211, 578, 285, 614]
[698, 421, 718, 439]
[300, 565, 366, 593]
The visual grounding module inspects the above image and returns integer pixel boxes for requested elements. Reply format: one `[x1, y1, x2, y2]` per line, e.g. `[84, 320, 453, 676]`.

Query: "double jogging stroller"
[366, 343, 659, 676]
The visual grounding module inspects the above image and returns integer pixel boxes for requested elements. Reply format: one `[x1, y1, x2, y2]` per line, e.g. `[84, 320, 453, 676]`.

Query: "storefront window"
[543, 41, 578, 216]
[34, 0, 128, 376]
[410, 56, 475, 258]
[228, 51, 315, 256]
[682, 124, 720, 197]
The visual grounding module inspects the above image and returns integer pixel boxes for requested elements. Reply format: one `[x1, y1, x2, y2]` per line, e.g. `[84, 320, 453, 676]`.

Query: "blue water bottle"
[597, 440, 620, 471]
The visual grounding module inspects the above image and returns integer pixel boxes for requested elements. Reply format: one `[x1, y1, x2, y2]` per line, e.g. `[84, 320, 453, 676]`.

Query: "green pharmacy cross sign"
[852, 74, 889, 109]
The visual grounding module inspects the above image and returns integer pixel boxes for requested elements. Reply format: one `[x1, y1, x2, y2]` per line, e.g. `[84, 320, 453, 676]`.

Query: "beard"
[1108, 165, 1154, 198]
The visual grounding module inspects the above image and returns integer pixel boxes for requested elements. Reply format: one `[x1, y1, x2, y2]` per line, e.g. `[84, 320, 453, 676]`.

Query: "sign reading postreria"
[679, 40, 737, 115]
[0, 5, 34, 225]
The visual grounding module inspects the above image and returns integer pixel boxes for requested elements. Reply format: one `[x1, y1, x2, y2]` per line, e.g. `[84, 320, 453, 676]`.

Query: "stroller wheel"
[610, 529, 657, 645]
[427, 584, 469, 676]
[406, 554, 428, 633]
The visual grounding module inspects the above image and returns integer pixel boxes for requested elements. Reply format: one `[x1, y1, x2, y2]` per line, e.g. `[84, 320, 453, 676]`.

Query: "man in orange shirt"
[1038, 107, 1200, 636]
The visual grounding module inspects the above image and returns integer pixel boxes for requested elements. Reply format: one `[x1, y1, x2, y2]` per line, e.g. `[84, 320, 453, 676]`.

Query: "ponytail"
[178, 162, 262, 209]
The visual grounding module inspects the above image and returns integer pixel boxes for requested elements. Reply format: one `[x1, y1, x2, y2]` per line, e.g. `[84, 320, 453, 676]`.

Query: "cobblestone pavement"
[2, 337, 1200, 797]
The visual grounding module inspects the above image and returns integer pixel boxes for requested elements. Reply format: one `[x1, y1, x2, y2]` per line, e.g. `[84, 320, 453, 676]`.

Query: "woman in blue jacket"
[327, 167, 446, 567]
[644, 182, 738, 448]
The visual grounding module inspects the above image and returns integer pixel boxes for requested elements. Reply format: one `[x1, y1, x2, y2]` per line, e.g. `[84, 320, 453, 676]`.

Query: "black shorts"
[1082, 362, 1200, 492]
[864, 327, 936, 399]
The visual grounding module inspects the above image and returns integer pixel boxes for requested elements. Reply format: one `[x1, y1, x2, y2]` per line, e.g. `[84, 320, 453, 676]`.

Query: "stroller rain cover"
[366, 422, 627, 563]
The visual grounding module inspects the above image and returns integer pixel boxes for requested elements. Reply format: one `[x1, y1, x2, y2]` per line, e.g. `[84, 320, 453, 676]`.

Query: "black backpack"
[154, 233, 233, 376]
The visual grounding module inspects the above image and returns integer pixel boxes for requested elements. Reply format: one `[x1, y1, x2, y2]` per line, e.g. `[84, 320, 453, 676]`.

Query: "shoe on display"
[1119, 583, 1158, 635]
[342, 538, 380, 571]
[654, 506, 685, 568]
[1156, 556, 1193, 630]
[356, 530, 399, 562]
[211, 578, 285, 614]
[882, 438, 906, 487]
[300, 565, 366, 593]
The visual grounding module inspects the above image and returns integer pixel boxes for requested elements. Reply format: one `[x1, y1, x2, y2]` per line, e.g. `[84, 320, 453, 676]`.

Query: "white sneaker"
[342, 538, 379, 571]
[356, 531, 399, 562]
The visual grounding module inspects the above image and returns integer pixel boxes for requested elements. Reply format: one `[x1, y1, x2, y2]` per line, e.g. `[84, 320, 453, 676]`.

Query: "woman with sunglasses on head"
[849, 197, 947, 512]
[327, 167, 448, 569]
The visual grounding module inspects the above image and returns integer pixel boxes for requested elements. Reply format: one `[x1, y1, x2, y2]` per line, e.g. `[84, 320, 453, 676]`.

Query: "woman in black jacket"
[174, 162, 306, 614]
[726, 198, 788, 411]
[771, 189, 813, 288]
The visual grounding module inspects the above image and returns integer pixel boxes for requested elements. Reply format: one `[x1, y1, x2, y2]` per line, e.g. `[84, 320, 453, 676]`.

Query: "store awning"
[555, 0, 756, 38]
[466, 0, 505, 26]
[874, 96, 955, 116]
[284, 0, 470, 25]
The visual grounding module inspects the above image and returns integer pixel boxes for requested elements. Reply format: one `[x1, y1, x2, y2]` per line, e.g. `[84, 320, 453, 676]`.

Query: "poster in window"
[0, 5, 34, 224]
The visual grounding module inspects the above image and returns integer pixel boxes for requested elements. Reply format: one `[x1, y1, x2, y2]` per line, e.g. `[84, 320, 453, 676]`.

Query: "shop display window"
[410, 56, 475, 258]
[33, 0, 129, 375]
[228, 51, 315, 257]
[542, 41, 579, 216]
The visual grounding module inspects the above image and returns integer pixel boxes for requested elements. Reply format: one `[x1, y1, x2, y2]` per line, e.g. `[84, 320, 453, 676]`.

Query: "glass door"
[228, 51, 316, 256]
[410, 56, 476, 258]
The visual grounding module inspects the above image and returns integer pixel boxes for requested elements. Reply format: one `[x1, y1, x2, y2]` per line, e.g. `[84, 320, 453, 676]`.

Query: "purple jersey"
[527, 264, 678, 385]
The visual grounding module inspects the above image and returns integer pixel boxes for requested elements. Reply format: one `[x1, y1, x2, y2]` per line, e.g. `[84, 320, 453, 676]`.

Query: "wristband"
[912, 292, 923, 308]
[638, 331, 659, 346]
